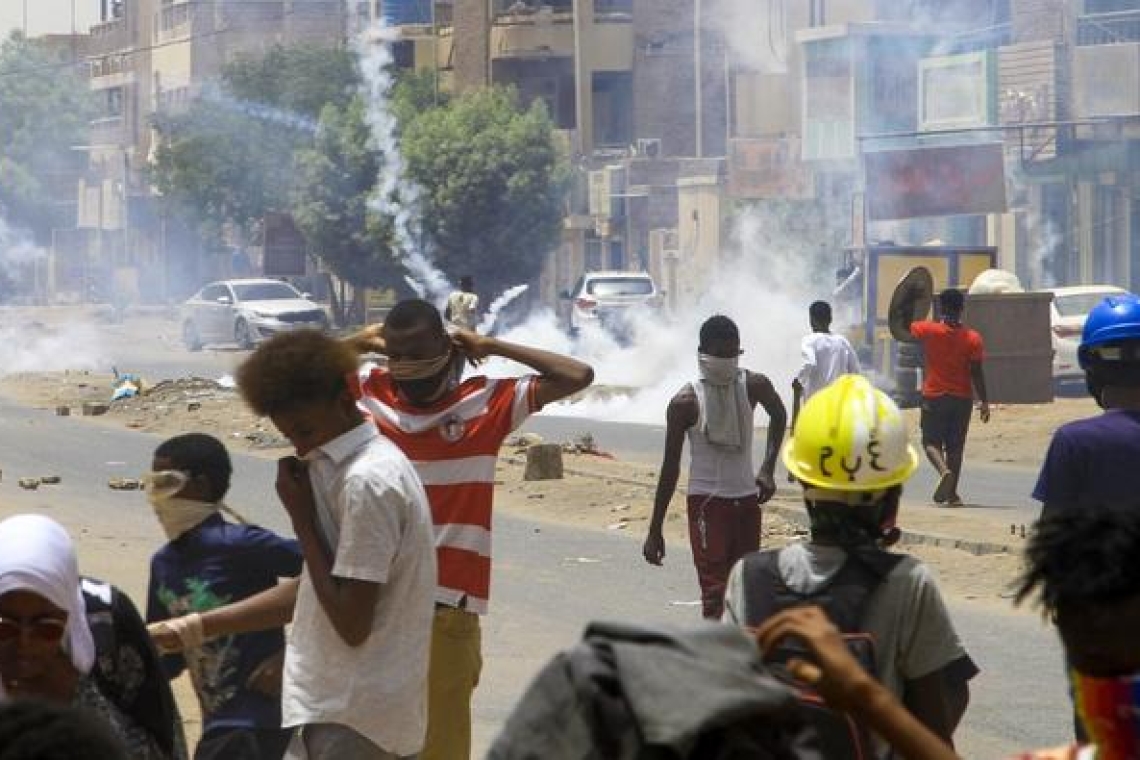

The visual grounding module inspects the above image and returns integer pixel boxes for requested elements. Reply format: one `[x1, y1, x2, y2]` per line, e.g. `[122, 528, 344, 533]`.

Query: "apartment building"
[74, 0, 344, 300]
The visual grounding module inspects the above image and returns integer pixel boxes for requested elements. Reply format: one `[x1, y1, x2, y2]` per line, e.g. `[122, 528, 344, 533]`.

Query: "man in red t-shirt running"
[910, 288, 991, 506]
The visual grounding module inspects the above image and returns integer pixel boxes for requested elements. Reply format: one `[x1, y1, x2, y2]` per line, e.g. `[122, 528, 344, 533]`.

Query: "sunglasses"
[0, 614, 68, 645]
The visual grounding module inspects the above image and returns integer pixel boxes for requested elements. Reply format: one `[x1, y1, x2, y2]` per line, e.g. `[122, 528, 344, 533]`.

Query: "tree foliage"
[0, 32, 95, 243]
[291, 97, 400, 289]
[400, 86, 566, 296]
[148, 43, 359, 247]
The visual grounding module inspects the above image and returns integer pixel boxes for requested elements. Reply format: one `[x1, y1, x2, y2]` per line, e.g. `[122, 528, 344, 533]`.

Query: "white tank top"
[686, 372, 758, 498]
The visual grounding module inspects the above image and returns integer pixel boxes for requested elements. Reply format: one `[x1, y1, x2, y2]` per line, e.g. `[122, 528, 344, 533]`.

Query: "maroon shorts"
[686, 493, 762, 619]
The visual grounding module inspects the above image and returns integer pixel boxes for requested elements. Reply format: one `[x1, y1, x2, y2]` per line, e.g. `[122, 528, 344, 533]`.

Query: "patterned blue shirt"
[146, 514, 302, 731]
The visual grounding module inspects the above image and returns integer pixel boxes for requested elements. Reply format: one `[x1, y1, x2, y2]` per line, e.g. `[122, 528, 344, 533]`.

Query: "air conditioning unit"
[635, 138, 661, 158]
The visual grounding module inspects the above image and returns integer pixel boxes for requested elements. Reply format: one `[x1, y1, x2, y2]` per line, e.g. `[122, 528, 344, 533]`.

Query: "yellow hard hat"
[783, 374, 918, 491]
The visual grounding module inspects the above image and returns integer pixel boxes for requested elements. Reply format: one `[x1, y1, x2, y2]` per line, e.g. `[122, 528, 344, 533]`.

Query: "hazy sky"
[0, 0, 102, 39]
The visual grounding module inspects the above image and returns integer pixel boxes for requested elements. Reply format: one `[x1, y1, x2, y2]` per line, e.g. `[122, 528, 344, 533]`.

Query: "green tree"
[148, 43, 359, 248]
[0, 32, 95, 243]
[291, 96, 401, 315]
[400, 86, 566, 296]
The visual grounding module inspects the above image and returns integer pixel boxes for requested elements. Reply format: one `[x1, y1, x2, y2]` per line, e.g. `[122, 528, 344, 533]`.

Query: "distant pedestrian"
[235, 330, 437, 759]
[445, 276, 480, 332]
[792, 300, 861, 428]
[911, 288, 990, 506]
[642, 315, 787, 620]
[143, 433, 303, 760]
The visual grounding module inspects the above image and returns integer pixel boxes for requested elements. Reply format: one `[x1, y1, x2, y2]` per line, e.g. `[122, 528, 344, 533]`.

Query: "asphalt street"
[0, 395, 1071, 757]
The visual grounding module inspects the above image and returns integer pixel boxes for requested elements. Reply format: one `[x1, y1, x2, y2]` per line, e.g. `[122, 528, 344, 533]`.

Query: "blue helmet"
[1078, 293, 1140, 369]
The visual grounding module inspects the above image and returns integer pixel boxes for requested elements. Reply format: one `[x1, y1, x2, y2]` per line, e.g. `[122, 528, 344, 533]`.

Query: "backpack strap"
[740, 550, 790, 627]
[741, 547, 905, 631]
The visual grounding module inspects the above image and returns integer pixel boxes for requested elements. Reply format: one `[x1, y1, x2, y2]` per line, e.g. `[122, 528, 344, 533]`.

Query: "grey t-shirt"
[723, 541, 973, 700]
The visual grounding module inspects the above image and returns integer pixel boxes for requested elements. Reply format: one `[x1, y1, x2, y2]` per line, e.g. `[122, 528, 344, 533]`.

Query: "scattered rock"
[527, 493, 545, 500]
[39, 475, 61, 485]
[82, 401, 109, 416]
[187, 401, 202, 412]
[108, 478, 141, 491]
[524, 443, 564, 481]
[55, 406, 70, 416]
[19, 478, 40, 490]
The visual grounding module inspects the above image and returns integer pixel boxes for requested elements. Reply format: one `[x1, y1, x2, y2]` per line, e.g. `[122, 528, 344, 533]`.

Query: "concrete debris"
[507, 433, 544, 449]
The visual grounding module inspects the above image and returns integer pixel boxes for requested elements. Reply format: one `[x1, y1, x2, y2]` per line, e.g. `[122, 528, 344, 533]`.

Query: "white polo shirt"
[282, 423, 436, 756]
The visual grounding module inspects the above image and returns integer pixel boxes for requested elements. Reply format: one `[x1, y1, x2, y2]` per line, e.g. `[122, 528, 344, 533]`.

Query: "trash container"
[963, 292, 1054, 404]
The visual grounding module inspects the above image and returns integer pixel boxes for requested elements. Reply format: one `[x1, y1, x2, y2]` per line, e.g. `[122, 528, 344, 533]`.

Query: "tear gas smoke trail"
[200, 85, 319, 133]
[477, 284, 528, 334]
[354, 22, 451, 303]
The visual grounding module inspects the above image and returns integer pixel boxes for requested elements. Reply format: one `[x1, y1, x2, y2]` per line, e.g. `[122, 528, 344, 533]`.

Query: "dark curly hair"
[0, 700, 128, 760]
[384, 298, 445, 336]
[236, 329, 358, 417]
[699, 315, 739, 349]
[1016, 509, 1140, 615]
[154, 433, 232, 502]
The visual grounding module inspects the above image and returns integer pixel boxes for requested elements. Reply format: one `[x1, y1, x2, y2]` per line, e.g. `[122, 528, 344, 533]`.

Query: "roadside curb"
[503, 454, 1016, 557]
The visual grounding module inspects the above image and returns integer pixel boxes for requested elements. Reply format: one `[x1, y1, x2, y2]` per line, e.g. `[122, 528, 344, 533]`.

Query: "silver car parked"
[181, 278, 329, 351]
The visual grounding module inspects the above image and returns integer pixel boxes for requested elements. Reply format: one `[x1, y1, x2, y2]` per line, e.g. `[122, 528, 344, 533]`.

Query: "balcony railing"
[1078, 10, 1140, 45]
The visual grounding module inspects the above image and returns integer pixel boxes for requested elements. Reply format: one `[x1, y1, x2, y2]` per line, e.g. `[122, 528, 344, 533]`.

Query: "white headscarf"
[0, 515, 96, 676]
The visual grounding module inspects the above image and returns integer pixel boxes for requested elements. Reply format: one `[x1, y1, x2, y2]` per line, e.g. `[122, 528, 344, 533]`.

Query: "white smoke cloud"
[713, 0, 789, 75]
[0, 319, 106, 374]
[0, 216, 46, 269]
[480, 204, 827, 424]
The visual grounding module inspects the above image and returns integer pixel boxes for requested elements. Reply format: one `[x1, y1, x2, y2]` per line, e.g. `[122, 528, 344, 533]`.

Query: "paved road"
[0, 397, 1071, 756]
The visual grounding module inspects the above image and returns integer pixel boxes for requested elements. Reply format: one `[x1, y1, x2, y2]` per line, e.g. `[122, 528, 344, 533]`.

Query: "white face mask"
[698, 352, 739, 386]
[142, 470, 220, 540]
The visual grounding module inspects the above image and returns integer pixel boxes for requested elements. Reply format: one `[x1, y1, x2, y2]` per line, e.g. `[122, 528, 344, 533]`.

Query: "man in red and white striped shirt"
[348, 299, 593, 760]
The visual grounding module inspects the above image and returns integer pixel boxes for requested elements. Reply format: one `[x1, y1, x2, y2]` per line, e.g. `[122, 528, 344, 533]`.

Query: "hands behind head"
[450, 328, 492, 367]
[348, 324, 386, 355]
[754, 605, 876, 714]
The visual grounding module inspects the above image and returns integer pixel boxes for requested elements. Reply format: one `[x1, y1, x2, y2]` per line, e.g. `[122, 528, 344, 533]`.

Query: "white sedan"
[1045, 285, 1127, 383]
[181, 279, 329, 351]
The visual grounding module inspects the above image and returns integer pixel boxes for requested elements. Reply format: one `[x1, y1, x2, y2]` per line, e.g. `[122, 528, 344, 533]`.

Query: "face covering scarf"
[1072, 668, 1140, 760]
[697, 352, 743, 448]
[388, 346, 454, 381]
[142, 470, 250, 541]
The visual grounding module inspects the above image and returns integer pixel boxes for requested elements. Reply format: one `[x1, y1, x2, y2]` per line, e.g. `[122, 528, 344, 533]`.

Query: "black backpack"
[741, 548, 905, 760]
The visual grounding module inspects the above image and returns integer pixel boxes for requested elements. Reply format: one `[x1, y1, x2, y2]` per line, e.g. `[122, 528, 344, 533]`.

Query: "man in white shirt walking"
[792, 300, 861, 427]
[445, 276, 480, 332]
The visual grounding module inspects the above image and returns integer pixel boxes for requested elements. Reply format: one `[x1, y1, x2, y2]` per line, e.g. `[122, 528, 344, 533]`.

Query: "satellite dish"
[888, 266, 934, 344]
